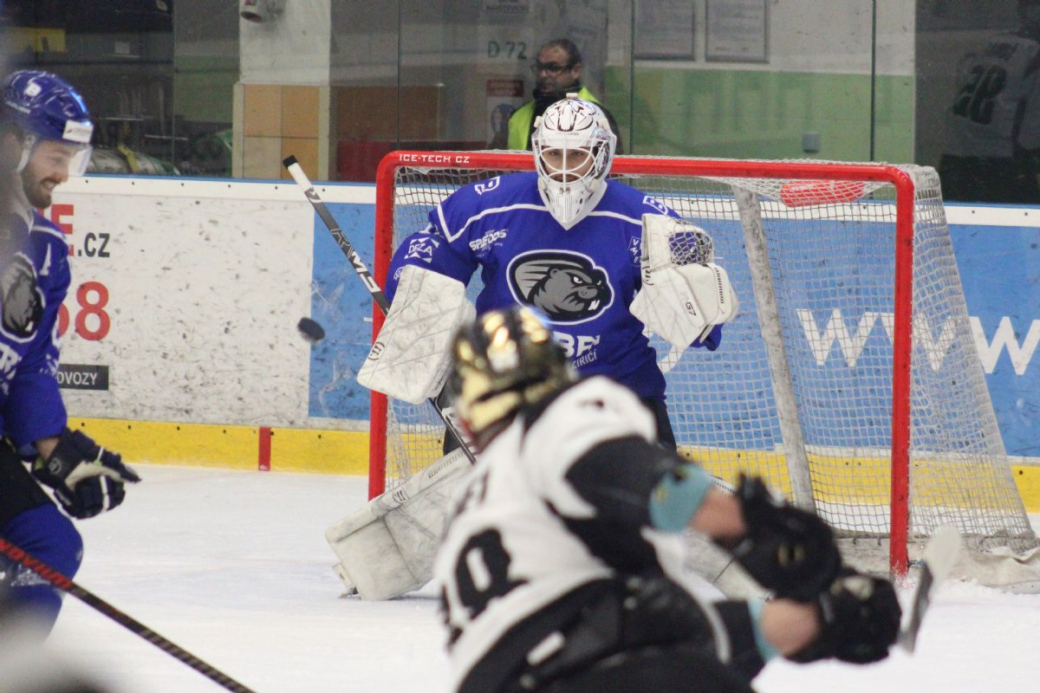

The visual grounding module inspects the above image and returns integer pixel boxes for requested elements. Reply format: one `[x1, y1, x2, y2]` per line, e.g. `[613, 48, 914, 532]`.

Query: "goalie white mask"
[532, 97, 617, 230]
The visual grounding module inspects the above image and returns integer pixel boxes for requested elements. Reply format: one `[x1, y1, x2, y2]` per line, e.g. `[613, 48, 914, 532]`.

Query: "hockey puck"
[297, 317, 326, 343]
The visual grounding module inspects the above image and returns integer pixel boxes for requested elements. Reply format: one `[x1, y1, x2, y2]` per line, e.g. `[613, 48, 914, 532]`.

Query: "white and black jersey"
[434, 377, 761, 693]
[946, 31, 1040, 160]
[940, 30, 1040, 202]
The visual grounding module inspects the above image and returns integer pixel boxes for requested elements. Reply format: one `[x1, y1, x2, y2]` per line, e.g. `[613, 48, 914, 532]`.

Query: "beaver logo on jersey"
[0, 254, 45, 342]
[507, 251, 613, 324]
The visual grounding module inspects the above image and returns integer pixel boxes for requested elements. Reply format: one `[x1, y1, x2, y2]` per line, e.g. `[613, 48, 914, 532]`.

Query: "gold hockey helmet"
[449, 306, 573, 451]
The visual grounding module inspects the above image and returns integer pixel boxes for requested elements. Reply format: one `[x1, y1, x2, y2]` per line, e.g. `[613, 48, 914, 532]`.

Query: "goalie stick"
[0, 535, 258, 693]
[282, 155, 476, 466]
[898, 525, 961, 654]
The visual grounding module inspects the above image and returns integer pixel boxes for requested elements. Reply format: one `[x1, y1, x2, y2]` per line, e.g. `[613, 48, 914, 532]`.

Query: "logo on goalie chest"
[507, 250, 614, 324]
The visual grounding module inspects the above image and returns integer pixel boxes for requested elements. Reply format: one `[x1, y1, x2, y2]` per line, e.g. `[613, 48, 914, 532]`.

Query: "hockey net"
[369, 151, 1040, 589]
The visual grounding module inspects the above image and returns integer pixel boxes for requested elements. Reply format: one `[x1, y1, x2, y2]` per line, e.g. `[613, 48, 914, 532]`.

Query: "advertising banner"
[45, 177, 1040, 461]
[53, 177, 319, 427]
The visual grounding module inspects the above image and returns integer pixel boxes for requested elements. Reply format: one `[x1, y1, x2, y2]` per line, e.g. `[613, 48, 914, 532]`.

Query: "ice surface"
[23, 465, 1040, 692]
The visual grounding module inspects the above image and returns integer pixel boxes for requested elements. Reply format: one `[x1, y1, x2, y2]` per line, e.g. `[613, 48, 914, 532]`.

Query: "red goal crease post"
[369, 151, 1040, 590]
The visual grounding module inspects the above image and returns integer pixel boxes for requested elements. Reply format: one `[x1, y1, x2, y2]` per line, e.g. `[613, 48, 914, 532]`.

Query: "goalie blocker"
[357, 264, 475, 404]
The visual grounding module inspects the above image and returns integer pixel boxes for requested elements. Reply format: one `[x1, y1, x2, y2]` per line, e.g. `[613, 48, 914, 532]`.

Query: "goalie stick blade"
[898, 525, 961, 654]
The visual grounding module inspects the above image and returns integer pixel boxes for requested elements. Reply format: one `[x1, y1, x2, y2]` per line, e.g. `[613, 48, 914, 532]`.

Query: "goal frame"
[371, 151, 918, 573]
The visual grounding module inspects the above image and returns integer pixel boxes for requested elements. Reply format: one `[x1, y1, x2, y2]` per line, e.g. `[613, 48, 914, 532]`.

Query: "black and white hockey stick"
[282, 155, 477, 465]
[0, 535, 258, 693]
[283, 156, 391, 314]
[898, 525, 961, 653]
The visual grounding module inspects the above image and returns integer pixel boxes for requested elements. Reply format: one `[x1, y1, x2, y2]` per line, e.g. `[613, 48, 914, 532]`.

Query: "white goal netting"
[370, 152, 1040, 589]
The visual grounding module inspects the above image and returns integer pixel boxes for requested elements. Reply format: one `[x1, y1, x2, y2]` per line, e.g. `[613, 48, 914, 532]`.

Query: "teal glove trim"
[648, 463, 713, 532]
[749, 599, 781, 662]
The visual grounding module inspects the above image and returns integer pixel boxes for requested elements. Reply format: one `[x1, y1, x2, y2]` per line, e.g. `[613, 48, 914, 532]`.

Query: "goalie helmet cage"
[370, 151, 1040, 588]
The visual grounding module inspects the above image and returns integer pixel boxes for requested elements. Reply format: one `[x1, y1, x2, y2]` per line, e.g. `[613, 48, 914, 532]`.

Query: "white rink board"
[38, 176, 1040, 463]
[45, 176, 370, 428]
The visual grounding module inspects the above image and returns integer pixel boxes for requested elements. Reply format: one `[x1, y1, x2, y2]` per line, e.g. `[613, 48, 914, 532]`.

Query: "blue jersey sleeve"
[384, 178, 507, 302]
[0, 218, 71, 446]
[385, 223, 478, 303]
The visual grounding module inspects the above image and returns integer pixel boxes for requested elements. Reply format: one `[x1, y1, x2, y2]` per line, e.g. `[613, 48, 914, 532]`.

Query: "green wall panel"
[605, 67, 913, 163]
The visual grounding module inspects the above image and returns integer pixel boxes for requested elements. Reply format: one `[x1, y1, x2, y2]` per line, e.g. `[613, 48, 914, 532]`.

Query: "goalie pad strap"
[325, 449, 471, 600]
[357, 264, 475, 404]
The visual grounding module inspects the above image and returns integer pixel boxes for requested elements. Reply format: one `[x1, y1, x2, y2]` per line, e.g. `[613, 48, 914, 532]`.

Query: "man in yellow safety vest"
[492, 38, 624, 153]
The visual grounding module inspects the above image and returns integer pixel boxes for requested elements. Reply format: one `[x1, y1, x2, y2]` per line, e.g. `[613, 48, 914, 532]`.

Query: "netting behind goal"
[369, 151, 1040, 586]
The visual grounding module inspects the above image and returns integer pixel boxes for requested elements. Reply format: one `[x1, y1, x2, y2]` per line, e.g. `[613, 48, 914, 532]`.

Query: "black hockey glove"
[31, 429, 141, 519]
[788, 568, 902, 664]
[721, 475, 841, 601]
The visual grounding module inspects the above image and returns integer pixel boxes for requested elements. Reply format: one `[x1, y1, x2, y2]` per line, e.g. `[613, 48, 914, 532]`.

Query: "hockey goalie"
[327, 96, 740, 600]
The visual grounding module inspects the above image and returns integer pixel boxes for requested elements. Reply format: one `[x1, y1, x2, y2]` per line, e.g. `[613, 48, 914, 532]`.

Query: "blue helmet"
[2, 70, 94, 174]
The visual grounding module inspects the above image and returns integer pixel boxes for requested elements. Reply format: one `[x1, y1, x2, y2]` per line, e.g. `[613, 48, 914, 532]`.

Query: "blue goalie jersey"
[0, 205, 70, 448]
[386, 172, 683, 400]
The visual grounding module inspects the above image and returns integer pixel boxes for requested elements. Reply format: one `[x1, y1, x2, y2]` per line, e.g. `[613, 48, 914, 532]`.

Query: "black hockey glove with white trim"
[32, 429, 141, 519]
[721, 475, 841, 601]
[788, 568, 902, 664]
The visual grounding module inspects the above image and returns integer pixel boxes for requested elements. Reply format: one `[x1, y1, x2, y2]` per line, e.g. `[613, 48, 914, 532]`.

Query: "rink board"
[44, 178, 1040, 502]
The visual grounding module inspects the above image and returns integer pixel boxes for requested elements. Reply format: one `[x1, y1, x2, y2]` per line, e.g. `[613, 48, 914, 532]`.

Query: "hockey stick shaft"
[282, 156, 477, 465]
[0, 535, 258, 693]
[283, 156, 390, 314]
[897, 525, 960, 653]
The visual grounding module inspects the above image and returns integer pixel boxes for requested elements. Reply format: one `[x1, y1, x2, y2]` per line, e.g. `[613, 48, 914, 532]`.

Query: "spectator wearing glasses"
[491, 38, 623, 153]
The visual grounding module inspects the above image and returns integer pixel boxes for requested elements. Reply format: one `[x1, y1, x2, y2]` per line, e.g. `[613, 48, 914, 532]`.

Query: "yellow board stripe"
[67, 418, 369, 475]
[682, 445, 1040, 512]
[68, 418, 1040, 511]
[1013, 466, 1040, 513]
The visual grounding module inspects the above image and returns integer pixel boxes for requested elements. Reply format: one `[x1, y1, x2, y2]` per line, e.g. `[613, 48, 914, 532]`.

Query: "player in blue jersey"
[0, 70, 140, 637]
[330, 98, 740, 601]
[358, 96, 738, 450]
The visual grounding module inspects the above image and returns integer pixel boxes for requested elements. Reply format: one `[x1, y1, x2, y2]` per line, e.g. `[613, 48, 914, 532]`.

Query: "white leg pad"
[332, 562, 357, 594]
[325, 449, 472, 600]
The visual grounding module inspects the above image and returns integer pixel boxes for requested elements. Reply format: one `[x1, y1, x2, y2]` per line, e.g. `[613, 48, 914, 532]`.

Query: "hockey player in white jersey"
[327, 96, 740, 600]
[434, 306, 902, 693]
[939, 0, 1040, 203]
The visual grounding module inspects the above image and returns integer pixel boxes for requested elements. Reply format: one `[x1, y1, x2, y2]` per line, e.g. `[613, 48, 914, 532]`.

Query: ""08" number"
[57, 281, 111, 341]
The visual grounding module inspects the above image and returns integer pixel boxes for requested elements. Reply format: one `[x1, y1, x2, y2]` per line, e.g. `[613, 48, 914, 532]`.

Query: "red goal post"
[370, 151, 1040, 585]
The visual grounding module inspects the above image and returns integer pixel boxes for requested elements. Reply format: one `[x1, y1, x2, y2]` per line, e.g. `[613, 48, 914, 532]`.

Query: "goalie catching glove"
[357, 264, 475, 404]
[720, 475, 841, 602]
[32, 428, 141, 519]
[629, 214, 739, 349]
